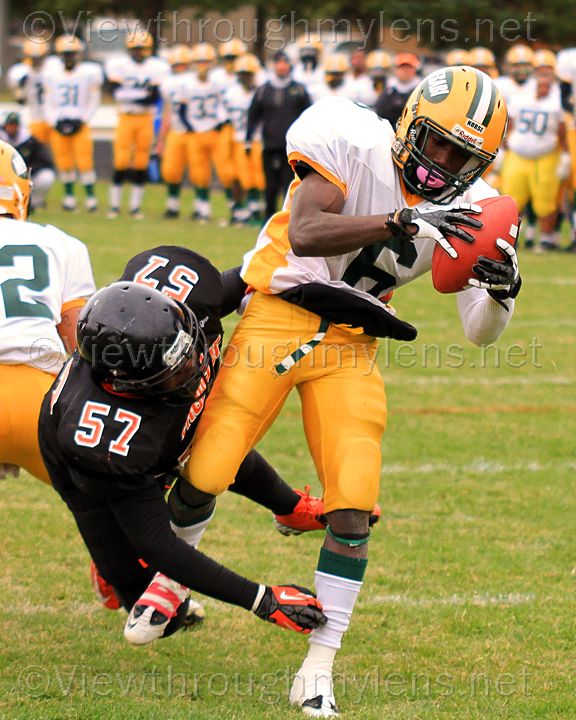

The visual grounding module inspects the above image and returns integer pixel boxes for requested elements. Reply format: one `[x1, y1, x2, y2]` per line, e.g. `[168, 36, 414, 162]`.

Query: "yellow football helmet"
[534, 49, 556, 71]
[446, 49, 471, 67]
[468, 47, 495, 68]
[190, 43, 217, 64]
[23, 39, 50, 58]
[233, 53, 261, 75]
[297, 34, 323, 54]
[324, 53, 349, 74]
[55, 35, 85, 54]
[168, 44, 193, 66]
[505, 44, 535, 66]
[219, 39, 247, 59]
[0, 141, 30, 221]
[367, 50, 392, 75]
[127, 30, 154, 55]
[393, 66, 507, 204]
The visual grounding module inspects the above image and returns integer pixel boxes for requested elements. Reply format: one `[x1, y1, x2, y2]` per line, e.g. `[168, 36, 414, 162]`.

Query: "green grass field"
[1, 183, 575, 720]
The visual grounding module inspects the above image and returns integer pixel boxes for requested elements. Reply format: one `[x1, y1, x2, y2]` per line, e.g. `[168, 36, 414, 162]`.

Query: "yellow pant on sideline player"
[0, 364, 55, 484]
[233, 140, 265, 191]
[114, 114, 155, 170]
[186, 127, 235, 188]
[29, 122, 52, 146]
[501, 148, 561, 216]
[184, 292, 387, 514]
[50, 124, 95, 174]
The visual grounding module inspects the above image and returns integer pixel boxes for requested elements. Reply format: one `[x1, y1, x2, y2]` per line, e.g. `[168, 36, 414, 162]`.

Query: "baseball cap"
[3, 112, 20, 126]
[395, 53, 420, 68]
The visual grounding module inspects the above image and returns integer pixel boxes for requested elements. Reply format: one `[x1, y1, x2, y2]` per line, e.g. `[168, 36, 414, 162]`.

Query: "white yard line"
[359, 593, 536, 608]
[381, 459, 576, 475]
[382, 375, 574, 386]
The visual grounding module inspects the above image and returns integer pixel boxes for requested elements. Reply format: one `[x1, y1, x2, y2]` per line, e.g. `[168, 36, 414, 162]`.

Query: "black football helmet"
[77, 282, 213, 403]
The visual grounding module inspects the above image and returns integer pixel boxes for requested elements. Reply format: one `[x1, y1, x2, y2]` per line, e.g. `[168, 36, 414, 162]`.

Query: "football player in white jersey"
[292, 36, 324, 95]
[175, 67, 519, 717]
[177, 43, 235, 224]
[343, 48, 378, 107]
[157, 45, 194, 219]
[223, 53, 266, 224]
[106, 31, 170, 220]
[502, 52, 569, 251]
[7, 39, 52, 145]
[43, 36, 103, 212]
[0, 139, 96, 484]
[211, 38, 248, 95]
[495, 44, 537, 107]
[556, 46, 576, 250]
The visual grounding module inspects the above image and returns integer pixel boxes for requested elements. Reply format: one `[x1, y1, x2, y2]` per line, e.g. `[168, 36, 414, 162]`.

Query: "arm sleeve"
[59, 234, 97, 304]
[560, 81, 574, 114]
[246, 86, 264, 141]
[456, 286, 514, 347]
[83, 74, 102, 123]
[108, 484, 260, 610]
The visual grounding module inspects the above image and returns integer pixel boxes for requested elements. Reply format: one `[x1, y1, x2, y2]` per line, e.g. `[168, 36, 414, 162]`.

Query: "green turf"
[1, 182, 575, 719]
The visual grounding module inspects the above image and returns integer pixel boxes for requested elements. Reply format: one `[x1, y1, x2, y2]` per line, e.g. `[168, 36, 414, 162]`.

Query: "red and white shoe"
[274, 486, 382, 536]
[90, 560, 120, 610]
[124, 572, 189, 646]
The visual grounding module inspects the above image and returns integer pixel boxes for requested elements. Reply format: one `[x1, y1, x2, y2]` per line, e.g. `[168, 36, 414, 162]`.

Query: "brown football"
[431, 195, 519, 294]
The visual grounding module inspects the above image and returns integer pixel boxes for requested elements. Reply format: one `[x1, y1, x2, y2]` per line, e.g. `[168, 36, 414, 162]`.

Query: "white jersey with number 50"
[507, 89, 564, 159]
[241, 97, 497, 307]
[0, 220, 96, 372]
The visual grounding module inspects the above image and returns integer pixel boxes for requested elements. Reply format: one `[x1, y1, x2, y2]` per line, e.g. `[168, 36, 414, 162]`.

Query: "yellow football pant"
[501, 149, 561, 217]
[161, 131, 190, 184]
[186, 128, 235, 188]
[184, 292, 387, 513]
[565, 116, 576, 189]
[29, 121, 51, 146]
[0, 364, 54, 484]
[50, 124, 94, 174]
[233, 140, 265, 191]
[114, 114, 154, 171]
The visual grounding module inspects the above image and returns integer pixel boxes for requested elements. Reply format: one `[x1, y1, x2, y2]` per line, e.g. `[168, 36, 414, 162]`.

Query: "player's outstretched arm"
[288, 171, 400, 257]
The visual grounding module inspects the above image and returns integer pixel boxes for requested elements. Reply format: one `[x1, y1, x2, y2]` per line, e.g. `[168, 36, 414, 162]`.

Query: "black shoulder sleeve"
[220, 266, 248, 317]
[560, 81, 574, 114]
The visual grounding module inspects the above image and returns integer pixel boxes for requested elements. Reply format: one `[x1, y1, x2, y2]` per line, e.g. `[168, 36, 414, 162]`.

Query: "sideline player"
[0, 139, 95, 484]
[158, 45, 194, 219]
[7, 39, 52, 145]
[106, 31, 170, 219]
[177, 44, 236, 224]
[177, 67, 521, 717]
[38, 246, 328, 645]
[501, 53, 569, 251]
[223, 53, 266, 225]
[43, 36, 103, 212]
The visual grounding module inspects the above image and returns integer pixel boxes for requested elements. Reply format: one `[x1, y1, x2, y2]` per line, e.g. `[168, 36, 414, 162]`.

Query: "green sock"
[224, 187, 233, 201]
[64, 182, 74, 195]
[196, 187, 209, 201]
[247, 188, 260, 202]
[317, 547, 368, 582]
[84, 184, 95, 197]
[168, 183, 181, 198]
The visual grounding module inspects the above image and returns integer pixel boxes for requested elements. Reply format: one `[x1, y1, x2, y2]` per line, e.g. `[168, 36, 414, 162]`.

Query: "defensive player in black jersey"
[38, 245, 327, 644]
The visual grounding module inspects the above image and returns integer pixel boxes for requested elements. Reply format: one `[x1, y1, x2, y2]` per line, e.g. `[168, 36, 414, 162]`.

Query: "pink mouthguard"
[416, 165, 446, 188]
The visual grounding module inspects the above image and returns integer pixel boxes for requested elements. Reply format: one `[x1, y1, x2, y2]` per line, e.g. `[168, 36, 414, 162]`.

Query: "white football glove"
[386, 203, 483, 259]
[556, 151, 572, 181]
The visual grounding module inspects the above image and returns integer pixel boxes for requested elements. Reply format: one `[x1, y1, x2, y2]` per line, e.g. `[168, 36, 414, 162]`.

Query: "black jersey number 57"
[74, 401, 142, 457]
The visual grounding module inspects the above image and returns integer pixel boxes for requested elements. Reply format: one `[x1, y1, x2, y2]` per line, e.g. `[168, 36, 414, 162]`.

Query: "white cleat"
[124, 573, 189, 646]
[290, 666, 339, 718]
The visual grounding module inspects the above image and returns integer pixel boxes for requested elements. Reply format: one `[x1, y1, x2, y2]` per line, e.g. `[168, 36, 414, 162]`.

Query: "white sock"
[170, 509, 214, 548]
[167, 196, 180, 212]
[130, 185, 145, 212]
[109, 184, 122, 209]
[195, 198, 211, 218]
[524, 224, 535, 241]
[308, 571, 363, 651]
[540, 232, 559, 247]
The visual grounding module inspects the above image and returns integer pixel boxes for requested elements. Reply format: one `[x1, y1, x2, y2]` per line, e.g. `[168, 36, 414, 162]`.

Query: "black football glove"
[469, 238, 521, 311]
[252, 584, 326, 634]
[56, 118, 84, 136]
[386, 203, 483, 259]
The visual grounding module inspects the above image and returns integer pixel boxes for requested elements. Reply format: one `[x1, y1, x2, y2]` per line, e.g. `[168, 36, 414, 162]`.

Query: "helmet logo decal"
[466, 69, 497, 128]
[421, 69, 453, 103]
[163, 329, 192, 368]
[451, 124, 484, 149]
[465, 118, 485, 134]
